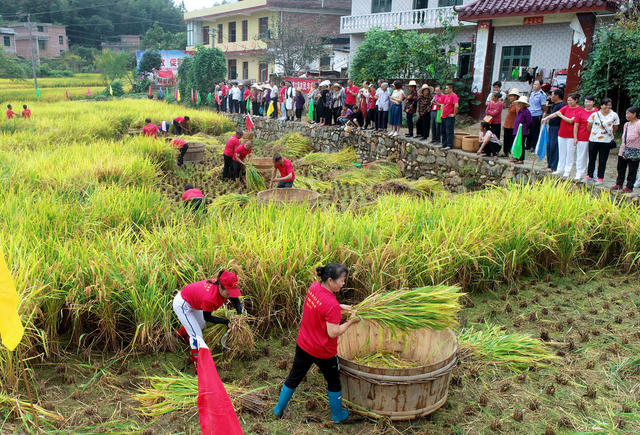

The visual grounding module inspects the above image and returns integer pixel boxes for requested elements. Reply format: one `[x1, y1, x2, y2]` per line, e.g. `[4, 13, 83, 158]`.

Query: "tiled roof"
[455, 0, 620, 20]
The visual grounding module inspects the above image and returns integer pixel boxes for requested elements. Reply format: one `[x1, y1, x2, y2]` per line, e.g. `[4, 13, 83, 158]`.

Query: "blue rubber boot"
[328, 390, 349, 422]
[273, 385, 295, 418]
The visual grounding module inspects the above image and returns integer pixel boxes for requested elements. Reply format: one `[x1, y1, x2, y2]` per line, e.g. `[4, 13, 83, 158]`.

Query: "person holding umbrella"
[173, 271, 244, 373]
[274, 263, 360, 422]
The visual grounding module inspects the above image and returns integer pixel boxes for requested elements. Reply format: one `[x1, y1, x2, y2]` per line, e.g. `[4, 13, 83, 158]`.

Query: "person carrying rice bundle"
[173, 271, 244, 374]
[232, 131, 253, 181]
[274, 263, 360, 423]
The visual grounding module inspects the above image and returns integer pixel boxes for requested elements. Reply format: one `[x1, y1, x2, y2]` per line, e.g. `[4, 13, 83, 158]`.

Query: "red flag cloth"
[87, 88, 91, 97]
[191, 89, 194, 102]
[197, 339, 243, 435]
[65, 89, 69, 99]
[216, 93, 221, 106]
[149, 86, 152, 97]
[245, 114, 254, 131]
[156, 70, 174, 79]
[359, 95, 368, 119]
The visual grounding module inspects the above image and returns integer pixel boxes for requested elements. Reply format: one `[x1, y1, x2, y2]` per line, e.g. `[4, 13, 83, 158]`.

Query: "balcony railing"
[340, 7, 468, 34]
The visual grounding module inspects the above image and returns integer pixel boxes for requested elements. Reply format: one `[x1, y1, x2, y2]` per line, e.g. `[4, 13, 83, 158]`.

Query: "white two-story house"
[340, 0, 476, 77]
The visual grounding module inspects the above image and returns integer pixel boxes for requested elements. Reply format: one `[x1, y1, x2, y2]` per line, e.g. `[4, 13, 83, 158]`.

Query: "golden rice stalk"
[246, 164, 266, 192]
[353, 350, 420, 369]
[209, 194, 250, 213]
[458, 324, 556, 372]
[349, 286, 463, 333]
[294, 175, 332, 192]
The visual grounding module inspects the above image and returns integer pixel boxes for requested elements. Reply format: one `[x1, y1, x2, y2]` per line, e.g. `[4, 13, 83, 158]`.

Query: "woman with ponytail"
[173, 270, 243, 373]
[274, 263, 359, 423]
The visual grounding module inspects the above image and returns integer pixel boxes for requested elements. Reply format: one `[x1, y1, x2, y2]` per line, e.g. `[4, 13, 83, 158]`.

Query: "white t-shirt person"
[588, 110, 620, 143]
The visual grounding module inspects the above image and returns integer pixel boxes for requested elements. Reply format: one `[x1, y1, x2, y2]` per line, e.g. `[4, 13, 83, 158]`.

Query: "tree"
[349, 24, 458, 84]
[139, 50, 162, 74]
[580, 12, 640, 112]
[186, 46, 226, 104]
[0, 55, 28, 78]
[95, 50, 131, 83]
[141, 23, 186, 50]
[260, 16, 329, 76]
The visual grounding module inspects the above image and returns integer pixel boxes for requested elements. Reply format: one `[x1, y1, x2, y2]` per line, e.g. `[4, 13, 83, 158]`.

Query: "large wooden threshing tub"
[183, 142, 206, 163]
[256, 188, 320, 206]
[251, 157, 273, 177]
[337, 321, 458, 420]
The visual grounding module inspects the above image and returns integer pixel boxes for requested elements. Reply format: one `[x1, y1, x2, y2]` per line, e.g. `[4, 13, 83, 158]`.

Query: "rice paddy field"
[0, 74, 130, 103]
[2, 97, 640, 433]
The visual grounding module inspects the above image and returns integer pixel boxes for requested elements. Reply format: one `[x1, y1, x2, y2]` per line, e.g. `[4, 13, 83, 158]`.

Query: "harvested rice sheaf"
[349, 286, 463, 333]
[353, 350, 420, 369]
[246, 164, 267, 192]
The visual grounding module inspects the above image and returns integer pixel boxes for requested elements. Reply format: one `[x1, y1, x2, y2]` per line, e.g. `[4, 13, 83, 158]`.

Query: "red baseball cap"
[219, 270, 242, 298]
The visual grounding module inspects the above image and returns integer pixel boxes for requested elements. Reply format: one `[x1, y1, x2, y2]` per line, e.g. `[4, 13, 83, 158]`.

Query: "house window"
[242, 61, 249, 80]
[228, 59, 237, 80]
[202, 26, 209, 45]
[38, 39, 46, 50]
[319, 55, 331, 70]
[242, 20, 248, 41]
[58, 35, 63, 45]
[499, 45, 531, 81]
[438, 0, 463, 6]
[457, 42, 473, 78]
[414, 0, 429, 8]
[217, 24, 223, 43]
[371, 0, 392, 13]
[36, 25, 44, 32]
[259, 17, 269, 39]
[228, 22, 236, 43]
[259, 62, 268, 82]
[3, 36, 10, 47]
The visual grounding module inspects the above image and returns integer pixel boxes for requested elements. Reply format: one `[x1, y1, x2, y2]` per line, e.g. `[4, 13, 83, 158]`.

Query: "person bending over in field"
[167, 137, 188, 167]
[173, 271, 244, 374]
[274, 263, 359, 422]
[159, 120, 171, 136]
[21, 105, 31, 119]
[142, 118, 159, 138]
[222, 129, 243, 180]
[173, 115, 190, 135]
[6, 104, 14, 120]
[270, 153, 295, 188]
[232, 131, 253, 181]
[181, 184, 206, 211]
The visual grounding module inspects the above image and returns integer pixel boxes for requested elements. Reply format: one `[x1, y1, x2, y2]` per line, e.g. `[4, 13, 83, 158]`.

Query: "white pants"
[575, 140, 589, 180]
[173, 292, 205, 349]
[557, 137, 575, 177]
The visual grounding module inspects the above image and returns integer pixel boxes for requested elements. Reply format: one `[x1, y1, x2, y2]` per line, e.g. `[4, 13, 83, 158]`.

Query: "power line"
[0, 2, 118, 20]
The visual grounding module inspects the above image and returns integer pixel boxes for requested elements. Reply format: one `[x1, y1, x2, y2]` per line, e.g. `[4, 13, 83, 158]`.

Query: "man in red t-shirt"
[6, 104, 15, 120]
[223, 129, 243, 180]
[21, 105, 31, 119]
[173, 116, 190, 134]
[167, 137, 188, 167]
[232, 140, 253, 181]
[440, 83, 459, 149]
[345, 80, 359, 109]
[142, 118, 159, 138]
[271, 153, 295, 188]
[181, 183, 206, 210]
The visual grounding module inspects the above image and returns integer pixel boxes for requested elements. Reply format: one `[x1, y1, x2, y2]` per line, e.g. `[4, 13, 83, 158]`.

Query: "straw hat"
[332, 83, 341, 88]
[508, 88, 520, 96]
[408, 80, 418, 86]
[419, 84, 433, 94]
[320, 80, 331, 87]
[514, 95, 530, 106]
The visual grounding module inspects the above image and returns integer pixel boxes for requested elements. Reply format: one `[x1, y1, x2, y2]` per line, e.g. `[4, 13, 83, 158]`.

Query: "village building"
[1, 27, 16, 56]
[183, 0, 350, 81]
[101, 35, 141, 54]
[6, 22, 68, 60]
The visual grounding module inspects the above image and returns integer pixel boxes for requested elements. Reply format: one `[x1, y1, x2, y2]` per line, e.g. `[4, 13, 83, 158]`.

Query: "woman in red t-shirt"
[543, 93, 582, 177]
[172, 270, 244, 373]
[274, 263, 359, 423]
[573, 96, 598, 181]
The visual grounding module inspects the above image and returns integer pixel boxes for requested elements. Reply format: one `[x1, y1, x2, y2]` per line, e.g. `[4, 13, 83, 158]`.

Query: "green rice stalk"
[349, 286, 463, 332]
[245, 164, 266, 192]
[209, 194, 250, 213]
[353, 350, 420, 369]
[458, 324, 556, 372]
[294, 175, 332, 192]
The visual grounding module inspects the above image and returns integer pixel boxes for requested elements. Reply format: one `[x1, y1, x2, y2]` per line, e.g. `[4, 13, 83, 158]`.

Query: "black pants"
[173, 120, 183, 135]
[616, 156, 640, 189]
[430, 111, 441, 143]
[295, 108, 302, 120]
[376, 110, 388, 130]
[489, 123, 501, 140]
[185, 197, 205, 211]
[284, 345, 341, 392]
[481, 141, 501, 156]
[271, 102, 278, 119]
[177, 144, 189, 166]
[222, 154, 234, 179]
[416, 115, 430, 139]
[252, 102, 260, 116]
[221, 98, 227, 112]
[364, 108, 376, 128]
[587, 141, 611, 179]
[441, 117, 455, 148]
[232, 160, 245, 181]
[526, 116, 542, 150]
[406, 113, 414, 136]
[503, 127, 514, 155]
[231, 100, 240, 113]
[333, 107, 341, 126]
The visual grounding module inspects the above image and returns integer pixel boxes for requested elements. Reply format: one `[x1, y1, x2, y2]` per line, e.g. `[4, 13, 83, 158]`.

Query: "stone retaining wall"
[228, 114, 548, 192]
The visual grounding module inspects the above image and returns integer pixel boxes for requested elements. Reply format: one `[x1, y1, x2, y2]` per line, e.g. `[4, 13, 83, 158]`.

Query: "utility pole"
[27, 14, 38, 91]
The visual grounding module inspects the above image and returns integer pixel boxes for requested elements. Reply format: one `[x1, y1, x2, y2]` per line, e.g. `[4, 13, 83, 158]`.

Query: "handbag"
[621, 125, 640, 160]
[596, 111, 617, 149]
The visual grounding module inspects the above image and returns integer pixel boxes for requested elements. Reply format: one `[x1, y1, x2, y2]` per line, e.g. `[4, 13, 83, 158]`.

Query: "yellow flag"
[177, 89, 181, 102]
[109, 85, 113, 96]
[0, 247, 23, 351]
[266, 101, 274, 117]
